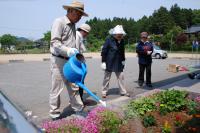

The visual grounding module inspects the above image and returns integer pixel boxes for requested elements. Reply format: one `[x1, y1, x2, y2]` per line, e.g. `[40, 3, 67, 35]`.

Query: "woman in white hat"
[101, 25, 130, 98]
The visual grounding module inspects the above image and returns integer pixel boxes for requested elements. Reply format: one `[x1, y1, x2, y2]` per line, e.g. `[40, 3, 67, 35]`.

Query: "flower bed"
[121, 89, 200, 133]
[42, 89, 200, 133]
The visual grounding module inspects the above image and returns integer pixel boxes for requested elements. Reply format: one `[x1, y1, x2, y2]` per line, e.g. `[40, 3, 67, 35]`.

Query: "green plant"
[143, 114, 156, 127]
[155, 89, 188, 115]
[125, 97, 157, 118]
[186, 99, 198, 115]
[100, 110, 122, 133]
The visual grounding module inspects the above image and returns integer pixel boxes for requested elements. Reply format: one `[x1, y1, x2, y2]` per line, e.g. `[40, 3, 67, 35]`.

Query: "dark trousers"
[79, 81, 84, 103]
[138, 63, 152, 84]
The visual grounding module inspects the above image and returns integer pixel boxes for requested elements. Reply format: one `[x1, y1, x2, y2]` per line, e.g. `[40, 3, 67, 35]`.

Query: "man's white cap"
[79, 23, 91, 33]
[109, 25, 126, 35]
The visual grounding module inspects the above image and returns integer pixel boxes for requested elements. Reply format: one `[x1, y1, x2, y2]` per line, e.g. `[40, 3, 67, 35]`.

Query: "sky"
[0, 0, 199, 40]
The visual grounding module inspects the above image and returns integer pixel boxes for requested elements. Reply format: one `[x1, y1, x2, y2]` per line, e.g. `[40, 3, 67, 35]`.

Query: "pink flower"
[195, 95, 200, 103]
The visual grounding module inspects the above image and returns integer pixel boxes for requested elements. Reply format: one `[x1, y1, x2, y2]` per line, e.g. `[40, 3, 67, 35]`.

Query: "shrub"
[125, 97, 157, 118]
[155, 89, 188, 115]
[143, 114, 156, 127]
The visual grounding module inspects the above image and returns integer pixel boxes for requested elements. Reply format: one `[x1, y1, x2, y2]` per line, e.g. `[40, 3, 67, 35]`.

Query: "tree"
[161, 26, 183, 50]
[43, 31, 51, 48]
[182, 8, 194, 27]
[170, 4, 187, 29]
[0, 34, 17, 51]
[150, 7, 175, 34]
[192, 9, 200, 24]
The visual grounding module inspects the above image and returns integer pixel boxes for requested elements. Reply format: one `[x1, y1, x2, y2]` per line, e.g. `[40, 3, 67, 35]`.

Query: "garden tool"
[63, 53, 106, 107]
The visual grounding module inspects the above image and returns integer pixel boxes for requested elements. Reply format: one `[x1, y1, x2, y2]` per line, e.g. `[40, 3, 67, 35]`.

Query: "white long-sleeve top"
[76, 31, 86, 53]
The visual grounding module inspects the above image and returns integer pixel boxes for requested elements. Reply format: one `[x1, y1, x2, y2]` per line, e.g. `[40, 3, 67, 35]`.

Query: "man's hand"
[67, 48, 79, 57]
[101, 62, 106, 70]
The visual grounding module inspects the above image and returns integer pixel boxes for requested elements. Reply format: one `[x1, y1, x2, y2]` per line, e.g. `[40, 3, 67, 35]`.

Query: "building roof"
[185, 25, 200, 34]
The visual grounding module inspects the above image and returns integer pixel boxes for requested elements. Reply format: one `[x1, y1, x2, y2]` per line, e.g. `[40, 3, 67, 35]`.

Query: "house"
[185, 25, 200, 38]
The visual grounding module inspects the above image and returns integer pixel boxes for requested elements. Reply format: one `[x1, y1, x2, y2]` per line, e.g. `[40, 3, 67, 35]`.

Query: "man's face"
[141, 36, 147, 42]
[68, 9, 83, 23]
[81, 30, 89, 38]
[114, 34, 124, 41]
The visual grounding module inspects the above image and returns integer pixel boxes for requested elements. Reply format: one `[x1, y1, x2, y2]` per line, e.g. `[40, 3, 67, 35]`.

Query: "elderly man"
[136, 32, 153, 88]
[49, 1, 88, 119]
[101, 25, 130, 98]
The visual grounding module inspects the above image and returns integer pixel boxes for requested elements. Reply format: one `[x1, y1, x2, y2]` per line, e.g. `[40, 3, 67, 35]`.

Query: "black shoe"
[188, 73, 195, 79]
[146, 84, 153, 88]
[121, 93, 130, 97]
[51, 116, 61, 121]
[138, 82, 143, 87]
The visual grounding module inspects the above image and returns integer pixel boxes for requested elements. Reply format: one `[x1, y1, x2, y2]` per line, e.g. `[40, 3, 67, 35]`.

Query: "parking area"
[0, 54, 199, 127]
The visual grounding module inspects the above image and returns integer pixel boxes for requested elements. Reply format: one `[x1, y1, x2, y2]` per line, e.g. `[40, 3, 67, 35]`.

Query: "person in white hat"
[76, 23, 91, 53]
[101, 25, 130, 98]
[75, 23, 91, 103]
[49, 0, 88, 120]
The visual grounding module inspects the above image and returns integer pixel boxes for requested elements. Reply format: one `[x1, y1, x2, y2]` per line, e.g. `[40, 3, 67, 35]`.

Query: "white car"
[152, 45, 168, 59]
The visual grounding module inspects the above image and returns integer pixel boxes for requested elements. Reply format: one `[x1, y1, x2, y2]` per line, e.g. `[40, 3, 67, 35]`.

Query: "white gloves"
[67, 48, 79, 57]
[101, 62, 106, 70]
[147, 51, 152, 55]
[122, 61, 125, 66]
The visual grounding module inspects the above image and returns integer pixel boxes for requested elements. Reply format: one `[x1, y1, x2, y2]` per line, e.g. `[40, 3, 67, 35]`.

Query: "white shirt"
[76, 31, 86, 53]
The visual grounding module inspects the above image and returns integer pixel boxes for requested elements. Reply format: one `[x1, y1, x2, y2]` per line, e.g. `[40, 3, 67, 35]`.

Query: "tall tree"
[150, 6, 175, 34]
[170, 4, 187, 29]
[192, 9, 200, 24]
[182, 8, 194, 27]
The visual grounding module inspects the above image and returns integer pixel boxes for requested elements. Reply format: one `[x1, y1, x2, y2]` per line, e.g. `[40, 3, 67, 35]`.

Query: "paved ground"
[0, 53, 200, 128]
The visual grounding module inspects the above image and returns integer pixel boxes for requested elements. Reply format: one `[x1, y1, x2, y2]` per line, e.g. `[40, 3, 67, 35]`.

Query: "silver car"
[152, 45, 168, 59]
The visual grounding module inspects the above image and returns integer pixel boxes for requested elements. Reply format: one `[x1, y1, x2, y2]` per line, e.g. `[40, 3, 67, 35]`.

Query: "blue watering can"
[63, 53, 106, 107]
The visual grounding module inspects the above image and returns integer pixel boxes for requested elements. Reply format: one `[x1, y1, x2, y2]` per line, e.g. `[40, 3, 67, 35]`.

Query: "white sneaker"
[49, 111, 61, 119]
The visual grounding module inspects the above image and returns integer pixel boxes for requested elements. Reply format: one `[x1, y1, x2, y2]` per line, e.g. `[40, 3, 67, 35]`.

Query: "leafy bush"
[143, 114, 156, 127]
[100, 110, 122, 133]
[155, 89, 188, 115]
[125, 97, 157, 118]
[186, 99, 198, 115]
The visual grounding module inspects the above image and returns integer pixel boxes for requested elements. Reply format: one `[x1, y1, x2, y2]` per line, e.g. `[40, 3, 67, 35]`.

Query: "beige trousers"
[102, 71, 127, 95]
[49, 56, 83, 116]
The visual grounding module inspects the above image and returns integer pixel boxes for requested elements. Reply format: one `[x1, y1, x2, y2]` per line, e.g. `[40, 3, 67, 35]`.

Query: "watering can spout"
[99, 100, 107, 107]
